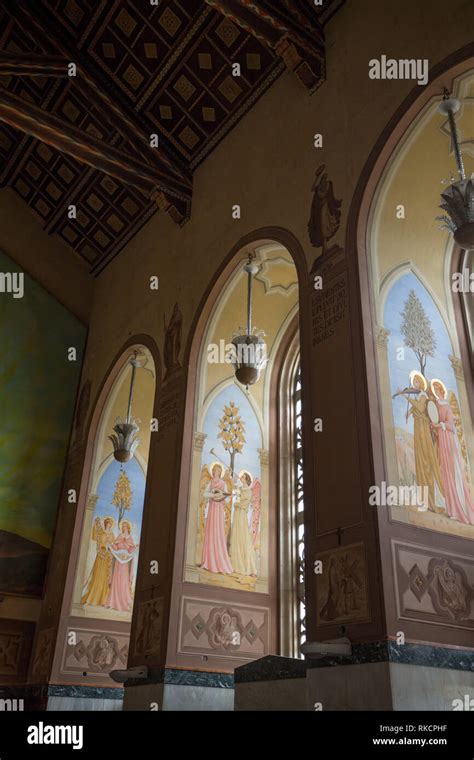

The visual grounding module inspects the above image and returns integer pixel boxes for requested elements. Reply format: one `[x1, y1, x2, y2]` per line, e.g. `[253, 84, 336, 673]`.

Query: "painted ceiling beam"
[205, 0, 326, 93]
[1, 1, 192, 222]
[0, 50, 191, 193]
[0, 52, 70, 77]
[0, 86, 191, 220]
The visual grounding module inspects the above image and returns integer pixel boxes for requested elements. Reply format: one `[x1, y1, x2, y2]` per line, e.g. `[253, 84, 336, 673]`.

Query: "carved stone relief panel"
[179, 597, 269, 660]
[61, 627, 129, 676]
[392, 540, 474, 629]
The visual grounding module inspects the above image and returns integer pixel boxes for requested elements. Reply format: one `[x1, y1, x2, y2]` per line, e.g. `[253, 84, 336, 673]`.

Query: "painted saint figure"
[163, 302, 182, 376]
[433, 562, 468, 617]
[430, 379, 474, 525]
[397, 370, 444, 513]
[200, 464, 233, 575]
[106, 520, 138, 612]
[81, 517, 115, 606]
[229, 471, 258, 577]
[308, 164, 342, 253]
[320, 557, 339, 621]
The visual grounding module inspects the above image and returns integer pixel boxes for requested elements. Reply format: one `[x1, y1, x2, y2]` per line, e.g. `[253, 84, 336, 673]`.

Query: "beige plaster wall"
[0, 187, 92, 324]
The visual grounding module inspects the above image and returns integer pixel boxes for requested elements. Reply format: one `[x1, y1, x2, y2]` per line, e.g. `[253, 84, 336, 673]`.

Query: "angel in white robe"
[229, 471, 260, 577]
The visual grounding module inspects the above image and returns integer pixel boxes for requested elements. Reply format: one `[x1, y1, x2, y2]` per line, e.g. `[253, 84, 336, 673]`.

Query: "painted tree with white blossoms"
[400, 289, 436, 376]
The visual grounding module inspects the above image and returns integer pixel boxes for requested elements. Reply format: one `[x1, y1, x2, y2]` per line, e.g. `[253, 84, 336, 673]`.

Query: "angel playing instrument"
[427, 400, 440, 425]
[209, 448, 231, 473]
[391, 386, 420, 399]
[209, 488, 232, 502]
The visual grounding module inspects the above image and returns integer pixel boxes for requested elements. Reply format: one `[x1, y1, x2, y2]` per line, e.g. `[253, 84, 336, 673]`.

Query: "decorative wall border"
[124, 667, 234, 689]
[305, 641, 474, 672]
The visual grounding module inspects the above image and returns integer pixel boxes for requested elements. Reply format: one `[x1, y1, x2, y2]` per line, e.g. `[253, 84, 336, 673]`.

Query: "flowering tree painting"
[400, 289, 436, 376]
[217, 401, 246, 473]
[112, 469, 133, 525]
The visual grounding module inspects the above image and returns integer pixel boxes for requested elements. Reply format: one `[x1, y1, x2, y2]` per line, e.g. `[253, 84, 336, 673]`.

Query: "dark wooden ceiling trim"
[205, 0, 326, 93]
[0, 52, 69, 77]
[0, 86, 191, 205]
[0, 1, 345, 272]
[2, 1, 192, 223]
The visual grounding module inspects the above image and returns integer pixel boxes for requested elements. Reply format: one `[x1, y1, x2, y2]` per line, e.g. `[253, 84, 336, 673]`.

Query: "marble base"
[235, 678, 307, 711]
[234, 655, 309, 711]
[237, 662, 473, 712]
[163, 684, 234, 711]
[47, 697, 123, 711]
[123, 670, 234, 711]
[390, 663, 474, 711]
[234, 647, 474, 711]
[306, 662, 393, 711]
[124, 683, 234, 711]
[123, 683, 164, 712]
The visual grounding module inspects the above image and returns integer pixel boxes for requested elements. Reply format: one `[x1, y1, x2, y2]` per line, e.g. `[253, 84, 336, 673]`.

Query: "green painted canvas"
[0, 250, 86, 596]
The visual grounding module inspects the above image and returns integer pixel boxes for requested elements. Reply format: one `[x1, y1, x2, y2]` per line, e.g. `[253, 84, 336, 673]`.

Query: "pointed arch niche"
[168, 235, 309, 672]
[71, 346, 156, 622]
[48, 340, 159, 692]
[359, 59, 474, 542]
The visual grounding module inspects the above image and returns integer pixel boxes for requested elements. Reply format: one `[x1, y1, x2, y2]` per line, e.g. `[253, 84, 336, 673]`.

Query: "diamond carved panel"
[180, 597, 269, 659]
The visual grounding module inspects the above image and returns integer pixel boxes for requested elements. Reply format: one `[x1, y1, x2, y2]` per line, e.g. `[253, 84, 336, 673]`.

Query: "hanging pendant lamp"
[109, 351, 142, 463]
[437, 89, 474, 250]
[231, 253, 267, 388]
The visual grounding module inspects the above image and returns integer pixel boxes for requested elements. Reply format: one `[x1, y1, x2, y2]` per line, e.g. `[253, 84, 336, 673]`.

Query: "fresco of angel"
[81, 516, 115, 607]
[396, 370, 445, 513]
[106, 519, 139, 612]
[229, 470, 260, 577]
[429, 378, 474, 524]
[199, 463, 234, 575]
[386, 279, 474, 534]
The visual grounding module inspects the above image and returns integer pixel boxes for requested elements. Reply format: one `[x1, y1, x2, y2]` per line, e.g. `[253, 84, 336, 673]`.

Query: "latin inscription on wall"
[311, 272, 348, 346]
[157, 374, 183, 439]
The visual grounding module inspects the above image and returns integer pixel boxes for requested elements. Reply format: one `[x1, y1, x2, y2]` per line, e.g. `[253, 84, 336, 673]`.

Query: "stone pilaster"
[375, 325, 399, 485]
[255, 448, 269, 593]
[186, 432, 207, 572]
[449, 354, 474, 478]
[70, 494, 99, 614]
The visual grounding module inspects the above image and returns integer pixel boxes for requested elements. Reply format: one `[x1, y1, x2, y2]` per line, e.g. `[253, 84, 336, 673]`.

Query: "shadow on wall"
[0, 249, 86, 597]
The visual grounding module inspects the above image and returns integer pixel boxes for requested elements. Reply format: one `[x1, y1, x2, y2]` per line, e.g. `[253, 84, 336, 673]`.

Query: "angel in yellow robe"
[398, 371, 444, 513]
[81, 516, 115, 606]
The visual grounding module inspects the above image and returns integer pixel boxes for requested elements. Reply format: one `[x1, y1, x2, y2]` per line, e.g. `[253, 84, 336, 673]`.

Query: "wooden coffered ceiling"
[0, 0, 343, 274]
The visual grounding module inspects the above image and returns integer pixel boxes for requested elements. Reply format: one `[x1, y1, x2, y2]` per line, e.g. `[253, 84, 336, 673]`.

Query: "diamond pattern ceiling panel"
[0, 0, 302, 272]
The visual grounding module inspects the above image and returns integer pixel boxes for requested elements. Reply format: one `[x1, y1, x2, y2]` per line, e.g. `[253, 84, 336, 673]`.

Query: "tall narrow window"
[293, 362, 306, 652]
